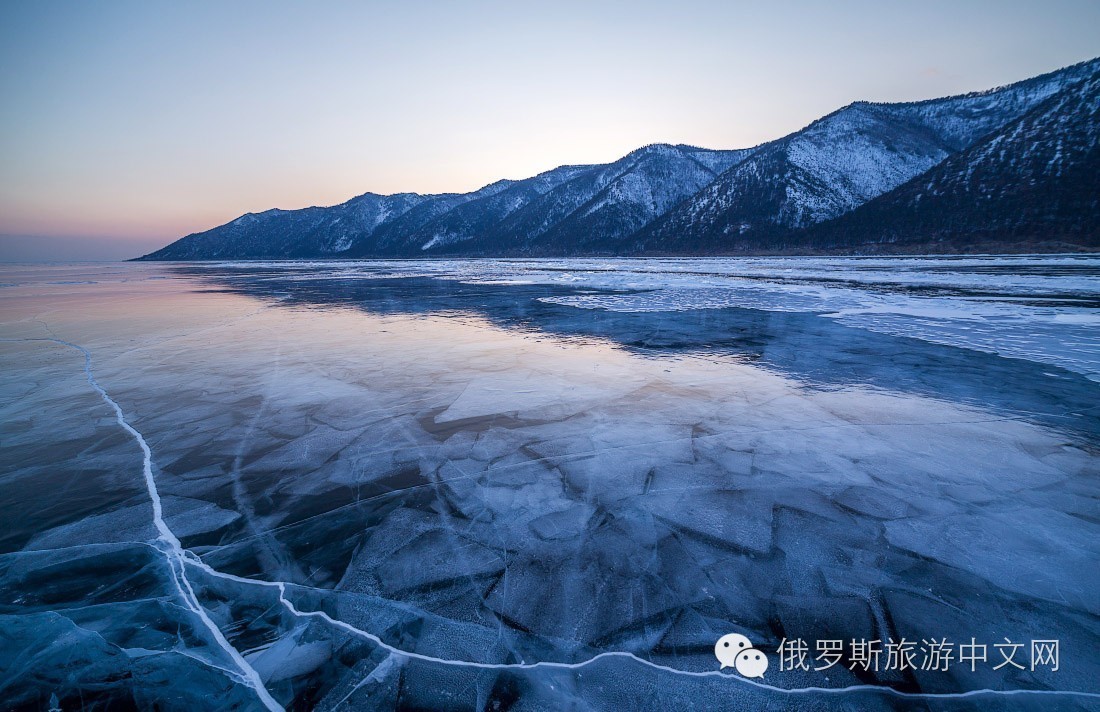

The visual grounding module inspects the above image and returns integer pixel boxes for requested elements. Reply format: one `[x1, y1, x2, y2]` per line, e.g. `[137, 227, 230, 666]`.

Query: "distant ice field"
[203, 255, 1100, 380]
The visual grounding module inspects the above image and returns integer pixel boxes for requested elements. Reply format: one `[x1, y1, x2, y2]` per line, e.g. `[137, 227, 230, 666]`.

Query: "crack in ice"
[22, 338, 283, 712]
[182, 558, 1100, 704]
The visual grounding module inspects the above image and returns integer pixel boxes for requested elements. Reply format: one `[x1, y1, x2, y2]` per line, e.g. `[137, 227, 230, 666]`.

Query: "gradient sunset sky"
[1, 0, 1098, 260]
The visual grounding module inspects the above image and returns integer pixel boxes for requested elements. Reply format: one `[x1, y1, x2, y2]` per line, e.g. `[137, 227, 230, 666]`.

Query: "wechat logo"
[715, 633, 769, 678]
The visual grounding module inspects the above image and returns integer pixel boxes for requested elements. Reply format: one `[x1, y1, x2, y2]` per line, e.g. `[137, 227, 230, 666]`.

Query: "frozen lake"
[1, 257, 1098, 710]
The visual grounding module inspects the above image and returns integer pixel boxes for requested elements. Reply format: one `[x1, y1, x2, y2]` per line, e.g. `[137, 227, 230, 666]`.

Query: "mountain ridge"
[140, 57, 1100, 260]
[790, 70, 1100, 253]
[633, 57, 1100, 253]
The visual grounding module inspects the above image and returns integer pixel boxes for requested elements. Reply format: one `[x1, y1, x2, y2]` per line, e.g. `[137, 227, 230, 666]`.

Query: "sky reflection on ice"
[1, 259, 1097, 710]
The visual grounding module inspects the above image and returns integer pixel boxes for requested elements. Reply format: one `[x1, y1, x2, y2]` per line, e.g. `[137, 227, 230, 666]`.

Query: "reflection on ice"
[1, 259, 1098, 710]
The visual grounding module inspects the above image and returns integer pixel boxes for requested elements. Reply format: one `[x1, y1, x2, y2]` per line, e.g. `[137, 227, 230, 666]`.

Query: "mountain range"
[140, 58, 1100, 260]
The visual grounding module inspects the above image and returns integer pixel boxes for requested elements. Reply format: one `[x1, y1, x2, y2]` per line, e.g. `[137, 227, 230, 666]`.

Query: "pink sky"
[1, 1, 1098, 260]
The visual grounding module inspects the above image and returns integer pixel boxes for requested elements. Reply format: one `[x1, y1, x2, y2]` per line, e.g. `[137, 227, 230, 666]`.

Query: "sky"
[1, 1, 1098, 261]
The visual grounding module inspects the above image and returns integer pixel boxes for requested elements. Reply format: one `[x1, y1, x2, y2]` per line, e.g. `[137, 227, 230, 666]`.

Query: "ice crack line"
[33, 338, 283, 712]
[184, 559, 1100, 704]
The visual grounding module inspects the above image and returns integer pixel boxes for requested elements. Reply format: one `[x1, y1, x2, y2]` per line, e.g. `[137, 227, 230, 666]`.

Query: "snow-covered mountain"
[798, 70, 1100, 252]
[144, 144, 746, 259]
[448, 143, 751, 254]
[636, 57, 1100, 252]
[373, 143, 750, 255]
[146, 192, 434, 260]
[140, 57, 1099, 260]
[354, 167, 592, 255]
[142, 187, 515, 260]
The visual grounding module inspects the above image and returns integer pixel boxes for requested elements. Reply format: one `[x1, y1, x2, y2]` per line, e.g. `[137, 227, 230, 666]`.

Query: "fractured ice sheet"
[0, 260, 1098, 710]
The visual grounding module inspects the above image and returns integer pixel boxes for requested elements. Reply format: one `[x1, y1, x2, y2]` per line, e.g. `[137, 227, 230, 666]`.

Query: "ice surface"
[1, 259, 1098, 710]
